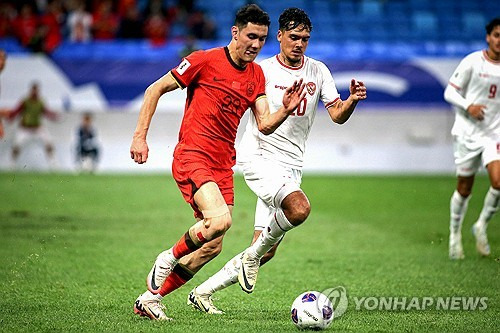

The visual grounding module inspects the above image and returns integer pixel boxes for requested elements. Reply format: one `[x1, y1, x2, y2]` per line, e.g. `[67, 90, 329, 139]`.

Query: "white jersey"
[238, 55, 340, 169]
[449, 50, 500, 139]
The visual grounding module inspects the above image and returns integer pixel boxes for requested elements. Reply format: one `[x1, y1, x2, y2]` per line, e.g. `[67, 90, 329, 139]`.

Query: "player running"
[187, 7, 366, 313]
[446, 17, 500, 260]
[130, 4, 305, 321]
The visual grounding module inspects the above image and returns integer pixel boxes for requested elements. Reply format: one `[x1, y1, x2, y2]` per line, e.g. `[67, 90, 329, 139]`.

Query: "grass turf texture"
[0, 173, 498, 332]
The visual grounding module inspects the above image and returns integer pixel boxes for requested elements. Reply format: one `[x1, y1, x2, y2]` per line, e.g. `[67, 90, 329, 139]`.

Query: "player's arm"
[327, 79, 366, 124]
[130, 72, 180, 164]
[42, 104, 59, 121]
[444, 56, 485, 121]
[444, 83, 485, 121]
[251, 79, 306, 135]
[5, 103, 23, 121]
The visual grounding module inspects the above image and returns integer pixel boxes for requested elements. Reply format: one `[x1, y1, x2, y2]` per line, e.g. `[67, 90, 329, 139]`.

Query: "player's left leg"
[39, 126, 56, 169]
[188, 200, 281, 314]
[240, 188, 310, 292]
[472, 159, 500, 256]
[449, 136, 482, 259]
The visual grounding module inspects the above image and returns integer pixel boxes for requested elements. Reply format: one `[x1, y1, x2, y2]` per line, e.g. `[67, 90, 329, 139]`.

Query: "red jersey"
[170, 47, 266, 169]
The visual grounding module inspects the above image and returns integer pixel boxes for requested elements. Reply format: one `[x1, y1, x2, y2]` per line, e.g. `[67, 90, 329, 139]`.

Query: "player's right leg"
[134, 170, 232, 320]
[449, 137, 481, 259]
[146, 181, 232, 295]
[11, 127, 28, 169]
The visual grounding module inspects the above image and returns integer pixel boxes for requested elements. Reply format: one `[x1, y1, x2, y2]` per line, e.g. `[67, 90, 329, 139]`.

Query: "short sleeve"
[318, 62, 340, 109]
[170, 50, 207, 88]
[448, 54, 474, 91]
[256, 64, 266, 99]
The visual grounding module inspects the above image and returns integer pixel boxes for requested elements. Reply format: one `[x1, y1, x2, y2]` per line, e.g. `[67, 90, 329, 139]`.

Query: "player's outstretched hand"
[130, 137, 149, 164]
[467, 104, 486, 121]
[282, 79, 306, 113]
[349, 79, 367, 101]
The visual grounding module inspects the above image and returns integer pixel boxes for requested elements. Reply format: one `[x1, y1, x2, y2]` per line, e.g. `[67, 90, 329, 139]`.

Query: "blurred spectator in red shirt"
[118, 0, 137, 17]
[67, 0, 92, 42]
[143, 11, 168, 46]
[12, 3, 38, 46]
[38, 0, 64, 52]
[92, 0, 119, 40]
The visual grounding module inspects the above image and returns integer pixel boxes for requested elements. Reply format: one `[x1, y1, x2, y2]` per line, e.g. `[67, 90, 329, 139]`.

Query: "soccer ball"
[291, 291, 334, 330]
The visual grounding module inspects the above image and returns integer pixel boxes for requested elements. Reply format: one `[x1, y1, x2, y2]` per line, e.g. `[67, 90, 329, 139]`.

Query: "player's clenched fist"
[130, 137, 149, 164]
[350, 79, 367, 101]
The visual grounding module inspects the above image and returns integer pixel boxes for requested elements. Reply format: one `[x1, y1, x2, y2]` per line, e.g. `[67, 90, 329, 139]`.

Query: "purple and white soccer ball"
[291, 291, 334, 330]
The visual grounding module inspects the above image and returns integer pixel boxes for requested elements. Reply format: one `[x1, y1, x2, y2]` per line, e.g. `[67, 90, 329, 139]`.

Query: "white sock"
[476, 187, 500, 228]
[144, 290, 163, 301]
[196, 252, 242, 295]
[450, 190, 470, 234]
[248, 209, 294, 258]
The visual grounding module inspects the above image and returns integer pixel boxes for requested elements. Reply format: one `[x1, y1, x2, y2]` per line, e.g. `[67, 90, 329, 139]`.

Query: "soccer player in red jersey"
[130, 4, 306, 321]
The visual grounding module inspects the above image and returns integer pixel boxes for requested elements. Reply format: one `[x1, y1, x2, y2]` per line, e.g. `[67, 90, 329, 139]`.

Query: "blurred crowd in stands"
[0, 0, 217, 53]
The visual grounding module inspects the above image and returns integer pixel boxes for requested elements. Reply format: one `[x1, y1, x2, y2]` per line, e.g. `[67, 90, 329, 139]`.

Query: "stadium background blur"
[0, 0, 497, 173]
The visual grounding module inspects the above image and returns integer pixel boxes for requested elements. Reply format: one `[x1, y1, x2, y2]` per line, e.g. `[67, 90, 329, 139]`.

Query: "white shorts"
[453, 135, 500, 176]
[13, 126, 53, 148]
[239, 156, 302, 230]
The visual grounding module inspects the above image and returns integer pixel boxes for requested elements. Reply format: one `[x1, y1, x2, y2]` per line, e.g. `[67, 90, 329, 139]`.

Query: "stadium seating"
[194, 0, 493, 44]
[0, 0, 495, 58]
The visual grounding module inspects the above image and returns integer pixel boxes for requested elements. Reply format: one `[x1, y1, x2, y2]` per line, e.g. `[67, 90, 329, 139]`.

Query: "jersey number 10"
[290, 98, 307, 116]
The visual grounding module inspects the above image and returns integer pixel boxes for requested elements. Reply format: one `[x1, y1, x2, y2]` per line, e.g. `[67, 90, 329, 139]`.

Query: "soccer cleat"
[238, 251, 261, 293]
[472, 222, 490, 256]
[147, 249, 176, 294]
[133, 292, 172, 321]
[449, 232, 464, 260]
[187, 288, 224, 314]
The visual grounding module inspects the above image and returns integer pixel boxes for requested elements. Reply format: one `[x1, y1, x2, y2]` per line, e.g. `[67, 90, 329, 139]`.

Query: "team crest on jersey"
[306, 82, 316, 95]
[246, 82, 255, 97]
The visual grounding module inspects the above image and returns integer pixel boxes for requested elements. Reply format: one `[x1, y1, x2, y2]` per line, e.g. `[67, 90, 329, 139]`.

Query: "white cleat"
[187, 288, 224, 314]
[147, 249, 176, 294]
[133, 292, 172, 321]
[449, 232, 464, 260]
[238, 251, 260, 293]
[472, 223, 490, 256]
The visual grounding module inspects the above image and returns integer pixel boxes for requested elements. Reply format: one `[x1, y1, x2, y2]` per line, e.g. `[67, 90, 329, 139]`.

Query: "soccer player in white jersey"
[186, 7, 366, 313]
[445, 17, 500, 260]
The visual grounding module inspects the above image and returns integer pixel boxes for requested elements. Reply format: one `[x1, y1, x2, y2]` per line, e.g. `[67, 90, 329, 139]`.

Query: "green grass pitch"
[0, 173, 498, 332]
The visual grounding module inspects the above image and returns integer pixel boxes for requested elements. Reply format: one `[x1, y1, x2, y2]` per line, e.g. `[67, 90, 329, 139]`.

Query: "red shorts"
[172, 156, 234, 219]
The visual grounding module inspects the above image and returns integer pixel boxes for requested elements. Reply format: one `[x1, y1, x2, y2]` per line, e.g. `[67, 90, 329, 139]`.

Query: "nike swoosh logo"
[240, 264, 253, 292]
[189, 292, 208, 312]
[150, 266, 160, 291]
[213, 77, 226, 82]
[148, 306, 160, 319]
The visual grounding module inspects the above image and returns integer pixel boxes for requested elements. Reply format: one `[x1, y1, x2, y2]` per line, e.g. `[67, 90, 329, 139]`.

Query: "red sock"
[159, 264, 194, 296]
[172, 231, 200, 259]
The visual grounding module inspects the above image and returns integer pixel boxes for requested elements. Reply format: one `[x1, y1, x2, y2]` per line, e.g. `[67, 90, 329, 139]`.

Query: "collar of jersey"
[275, 54, 304, 70]
[224, 47, 247, 71]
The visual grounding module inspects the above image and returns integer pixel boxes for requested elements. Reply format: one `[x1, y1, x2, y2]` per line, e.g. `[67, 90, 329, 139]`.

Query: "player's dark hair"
[486, 17, 500, 34]
[234, 4, 270, 29]
[279, 7, 312, 32]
